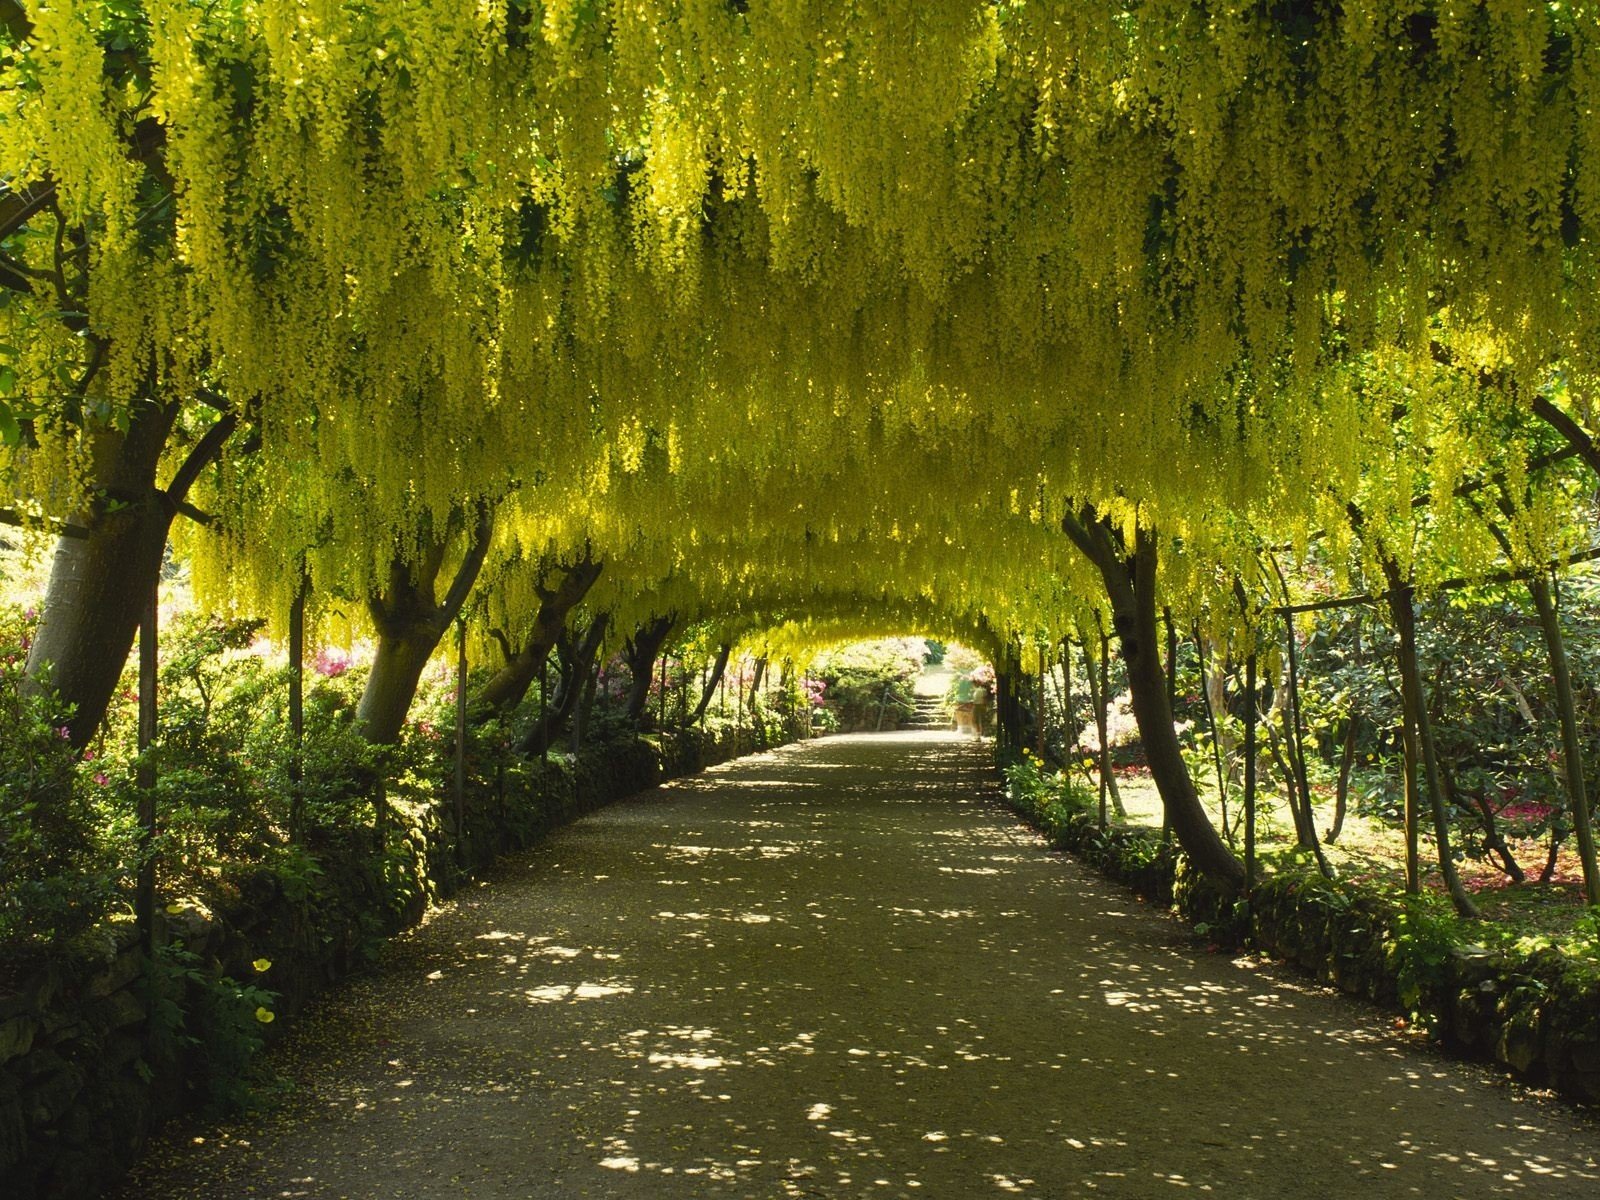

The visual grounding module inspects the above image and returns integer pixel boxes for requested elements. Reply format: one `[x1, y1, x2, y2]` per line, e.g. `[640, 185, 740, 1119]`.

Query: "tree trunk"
[1281, 610, 1322, 853]
[1195, 631, 1232, 845]
[1063, 509, 1245, 890]
[1444, 761, 1525, 883]
[359, 634, 440, 747]
[622, 615, 674, 726]
[1528, 574, 1600, 906]
[357, 504, 493, 744]
[1386, 575, 1479, 918]
[476, 556, 602, 716]
[1161, 610, 1177, 844]
[1400, 717, 1421, 894]
[749, 656, 767, 706]
[1083, 631, 1123, 821]
[691, 643, 731, 725]
[25, 400, 235, 747]
[1244, 651, 1258, 892]
[522, 613, 608, 754]
[1328, 717, 1357, 844]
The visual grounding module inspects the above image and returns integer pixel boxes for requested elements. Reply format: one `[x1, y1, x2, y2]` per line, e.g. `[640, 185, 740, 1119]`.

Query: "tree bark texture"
[1385, 574, 1480, 918]
[622, 615, 675, 726]
[1528, 574, 1600, 906]
[25, 402, 234, 747]
[477, 555, 603, 716]
[522, 613, 609, 754]
[1063, 508, 1246, 890]
[357, 504, 493, 745]
[690, 644, 731, 725]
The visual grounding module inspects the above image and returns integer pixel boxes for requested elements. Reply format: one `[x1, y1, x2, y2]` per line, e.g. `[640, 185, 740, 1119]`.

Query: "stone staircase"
[899, 695, 950, 731]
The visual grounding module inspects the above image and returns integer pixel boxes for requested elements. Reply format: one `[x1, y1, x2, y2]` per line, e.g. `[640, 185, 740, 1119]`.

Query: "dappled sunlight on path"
[117, 734, 1599, 1199]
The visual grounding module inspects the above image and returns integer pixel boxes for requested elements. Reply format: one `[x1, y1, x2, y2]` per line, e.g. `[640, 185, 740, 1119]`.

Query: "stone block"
[0, 1017, 37, 1065]
[25, 1066, 84, 1126]
[86, 949, 145, 1000]
[1567, 1036, 1600, 1074]
[94, 990, 147, 1031]
[1574, 1069, 1600, 1105]
[1494, 1009, 1543, 1076]
[101, 1033, 144, 1073]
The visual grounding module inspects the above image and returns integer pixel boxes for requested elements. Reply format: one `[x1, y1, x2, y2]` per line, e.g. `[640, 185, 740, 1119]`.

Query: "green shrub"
[812, 639, 924, 731]
[0, 606, 129, 959]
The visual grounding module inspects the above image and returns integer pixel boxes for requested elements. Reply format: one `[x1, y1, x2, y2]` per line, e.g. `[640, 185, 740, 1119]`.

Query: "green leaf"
[0, 399, 19, 446]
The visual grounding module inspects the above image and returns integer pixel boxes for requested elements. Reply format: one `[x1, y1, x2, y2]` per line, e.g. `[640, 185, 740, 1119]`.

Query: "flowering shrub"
[313, 647, 351, 677]
[0, 605, 130, 957]
[1004, 748, 1092, 837]
[810, 639, 923, 731]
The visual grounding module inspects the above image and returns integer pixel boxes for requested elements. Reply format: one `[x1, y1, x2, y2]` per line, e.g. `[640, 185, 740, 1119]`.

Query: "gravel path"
[117, 733, 1600, 1199]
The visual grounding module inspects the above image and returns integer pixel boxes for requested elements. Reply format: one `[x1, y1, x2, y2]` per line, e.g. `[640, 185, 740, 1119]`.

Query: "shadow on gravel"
[116, 734, 1600, 1200]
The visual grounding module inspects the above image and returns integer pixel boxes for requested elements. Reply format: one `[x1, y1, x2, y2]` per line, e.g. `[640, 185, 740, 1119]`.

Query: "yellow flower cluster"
[0, 2, 1594, 661]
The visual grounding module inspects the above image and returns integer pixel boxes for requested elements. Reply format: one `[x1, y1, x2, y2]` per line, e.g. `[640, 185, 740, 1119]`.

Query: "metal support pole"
[1244, 652, 1258, 895]
[454, 617, 468, 864]
[288, 574, 306, 841]
[136, 578, 158, 950]
[540, 656, 549, 765]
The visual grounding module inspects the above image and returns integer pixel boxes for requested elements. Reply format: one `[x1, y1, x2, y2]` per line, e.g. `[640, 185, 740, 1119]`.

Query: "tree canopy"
[0, 1, 1593, 645]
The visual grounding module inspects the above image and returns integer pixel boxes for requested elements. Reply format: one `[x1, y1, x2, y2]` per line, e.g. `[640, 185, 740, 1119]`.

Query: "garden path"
[117, 733, 1600, 1199]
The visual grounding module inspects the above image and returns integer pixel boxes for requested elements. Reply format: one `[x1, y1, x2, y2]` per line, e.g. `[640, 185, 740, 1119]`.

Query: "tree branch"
[0, 0, 30, 43]
[0, 508, 88, 539]
[1272, 544, 1600, 615]
[165, 411, 237, 502]
[487, 627, 514, 664]
[1531, 394, 1600, 481]
[438, 502, 494, 621]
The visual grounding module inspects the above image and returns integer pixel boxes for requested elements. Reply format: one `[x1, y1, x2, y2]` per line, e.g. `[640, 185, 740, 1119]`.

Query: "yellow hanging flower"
[255, 1007, 276, 1024]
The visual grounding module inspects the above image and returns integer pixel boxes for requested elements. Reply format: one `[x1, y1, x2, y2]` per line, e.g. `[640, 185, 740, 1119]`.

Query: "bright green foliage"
[0, 605, 129, 953]
[810, 637, 925, 731]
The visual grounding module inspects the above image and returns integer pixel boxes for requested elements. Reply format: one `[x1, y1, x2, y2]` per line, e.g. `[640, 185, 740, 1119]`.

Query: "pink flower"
[313, 648, 350, 677]
[93, 772, 108, 787]
[56, 726, 70, 740]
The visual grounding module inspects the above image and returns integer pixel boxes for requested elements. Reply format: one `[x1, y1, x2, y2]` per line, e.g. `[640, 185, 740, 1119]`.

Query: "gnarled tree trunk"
[25, 402, 234, 747]
[476, 555, 603, 717]
[357, 504, 493, 744]
[522, 613, 608, 754]
[622, 615, 675, 727]
[1063, 507, 1245, 890]
[1384, 572, 1479, 919]
[690, 643, 731, 725]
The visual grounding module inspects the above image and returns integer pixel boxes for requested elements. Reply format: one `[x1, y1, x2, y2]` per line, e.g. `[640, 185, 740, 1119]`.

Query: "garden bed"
[1000, 756, 1600, 1109]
